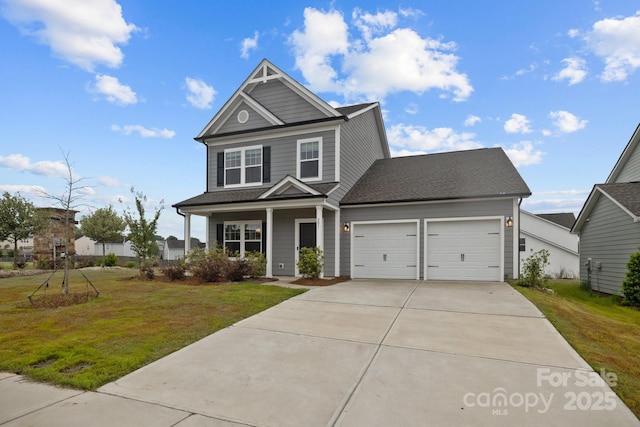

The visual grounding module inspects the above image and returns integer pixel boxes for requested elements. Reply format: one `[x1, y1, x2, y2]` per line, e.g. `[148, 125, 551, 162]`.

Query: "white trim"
[297, 137, 323, 182]
[341, 196, 522, 209]
[512, 198, 519, 279]
[350, 219, 420, 280]
[237, 92, 284, 125]
[295, 218, 318, 277]
[223, 145, 263, 188]
[259, 175, 321, 199]
[205, 123, 340, 146]
[335, 124, 341, 182]
[424, 216, 504, 282]
[346, 102, 379, 119]
[335, 209, 341, 278]
[178, 197, 328, 215]
[265, 208, 273, 277]
[222, 220, 262, 258]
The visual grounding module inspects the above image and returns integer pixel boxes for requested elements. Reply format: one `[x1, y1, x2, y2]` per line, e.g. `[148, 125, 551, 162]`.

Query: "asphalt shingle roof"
[340, 147, 531, 205]
[536, 213, 576, 229]
[598, 182, 640, 217]
[335, 103, 376, 116]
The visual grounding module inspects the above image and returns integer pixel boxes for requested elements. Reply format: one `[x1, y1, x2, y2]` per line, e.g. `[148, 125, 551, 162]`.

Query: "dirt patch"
[30, 357, 58, 369]
[60, 363, 93, 374]
[0, 269, 49, 279]
[292, 276, 350, 286]
[25, 293, 99, 309]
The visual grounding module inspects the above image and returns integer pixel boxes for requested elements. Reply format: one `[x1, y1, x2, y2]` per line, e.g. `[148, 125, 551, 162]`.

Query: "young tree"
[0, 192, 46, 268]
[37, 150, 92, 296]
[122, 188, 164, 276]
[81, 205, 126, 266]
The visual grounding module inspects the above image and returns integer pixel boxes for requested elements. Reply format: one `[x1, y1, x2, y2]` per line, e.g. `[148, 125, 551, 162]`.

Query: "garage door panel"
[426, 219, 502, 282]
[352, 222, 418, 280]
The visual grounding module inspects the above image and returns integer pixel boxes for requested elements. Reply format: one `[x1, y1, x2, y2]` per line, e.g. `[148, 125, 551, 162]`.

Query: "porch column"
[266, 208, 273, 278]
[205, 216, 210, 251]
[184, 213, 191, 254]
[334, 209, 340, 278]
[316, 205, 324, 279]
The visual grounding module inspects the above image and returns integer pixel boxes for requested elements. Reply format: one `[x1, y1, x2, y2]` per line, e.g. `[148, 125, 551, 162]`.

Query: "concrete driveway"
[2, 280, 638, 426]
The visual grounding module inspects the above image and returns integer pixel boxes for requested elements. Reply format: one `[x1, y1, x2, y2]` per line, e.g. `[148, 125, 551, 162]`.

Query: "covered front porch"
[177, 198, 341, 278]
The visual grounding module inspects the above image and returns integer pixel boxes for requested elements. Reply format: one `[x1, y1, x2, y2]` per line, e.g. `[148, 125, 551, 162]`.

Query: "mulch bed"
[24, 293, 99, 309]
[291, 276, 350, 286]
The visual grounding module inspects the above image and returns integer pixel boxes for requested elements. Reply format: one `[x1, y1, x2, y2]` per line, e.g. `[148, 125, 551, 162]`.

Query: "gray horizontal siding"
[340, 199, 516, 280]
[207, 130, 336, 192]
[216, 101, 272, 134]
[329, 109, 386, 205]
[249, 80, 326, 124]
[579, 196, 640, 295]
[613, 143, 640, 182]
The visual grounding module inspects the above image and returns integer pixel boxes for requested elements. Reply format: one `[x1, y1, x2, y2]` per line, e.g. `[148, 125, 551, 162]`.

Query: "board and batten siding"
[249, 79, 327, 124]
[215, 101, 273, 135]
[579, 195, 640, 295]
[328, 109, 386, 205]
[208, 208, 335, 277]
[207, 129, 336, 192]
[340, 199, 516, 279]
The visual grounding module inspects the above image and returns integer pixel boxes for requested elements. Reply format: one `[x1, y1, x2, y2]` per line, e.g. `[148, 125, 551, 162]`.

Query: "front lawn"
[515, 280, 640, 419]
[0, 269, 305, 390]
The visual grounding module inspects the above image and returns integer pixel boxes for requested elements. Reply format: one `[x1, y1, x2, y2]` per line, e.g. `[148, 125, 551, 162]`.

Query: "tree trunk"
[12, 238, 18, 269]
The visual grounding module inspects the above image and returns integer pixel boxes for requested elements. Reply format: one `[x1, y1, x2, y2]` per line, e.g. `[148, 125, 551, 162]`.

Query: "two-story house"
[174, 59, 531, 281]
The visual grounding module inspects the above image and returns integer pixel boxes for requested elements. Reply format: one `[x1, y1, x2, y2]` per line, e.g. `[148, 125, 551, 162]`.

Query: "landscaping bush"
[226, 258, 250, 282]
[35, 257, 53, 270]
[244, 251, 266, 279]
[297, 246, 324, 279]
[75, 256, 95, 268]
[15, 260, 26, 269]
[125, 261, 135, 268]
[622, 249, 640, 307]
[161, 261, 186, 281]
[140, 265, 155, 280]
[104, 253, 118, 267]
[186, 247, 228, 283]
[517, 249, 550, 289]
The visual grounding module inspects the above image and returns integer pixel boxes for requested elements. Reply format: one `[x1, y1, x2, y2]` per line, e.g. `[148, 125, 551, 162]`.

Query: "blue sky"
[1, 0, 639, 240]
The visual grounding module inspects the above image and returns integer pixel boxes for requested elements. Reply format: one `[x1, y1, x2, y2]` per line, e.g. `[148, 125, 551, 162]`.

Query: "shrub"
[226, 258, 250, 282]
[104, 253, 118, 267]
[75, 256, 95, 268]
[245, 251, 266, 279]
[161, 261, 186, 281]
[125, 261, 135, 268]
[7, 250, 14, 258]
[140, 265, 155, 280]
[186, 247, 228, 283]
[622, 249, 640, 307]
[297, 247, 324, 279]
[518, 249, 550, 289]
[15, 260, 26, 269]
[35, 257, 53, 270]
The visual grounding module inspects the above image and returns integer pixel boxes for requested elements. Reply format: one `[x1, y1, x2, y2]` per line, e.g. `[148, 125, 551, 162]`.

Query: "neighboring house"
[520, 211, 578, 279]
[33, 207, 77, 264]
[165, 239, 184, 261]
[572, 123, 640, 295]
[173, 59, 531, 281]
[0, 236, 33, 256]
[93, 240, 135, 258]
[75, 235, 96, 256]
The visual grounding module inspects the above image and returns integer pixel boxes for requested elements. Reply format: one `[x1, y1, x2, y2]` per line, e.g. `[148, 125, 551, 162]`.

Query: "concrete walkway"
[1, 280, 638, 426]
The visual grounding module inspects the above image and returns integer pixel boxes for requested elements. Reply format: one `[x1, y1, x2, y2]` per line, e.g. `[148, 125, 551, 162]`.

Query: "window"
[297, 138, 322, 181]
[224, 221, 262, 257]
[224, 145, 262, 187]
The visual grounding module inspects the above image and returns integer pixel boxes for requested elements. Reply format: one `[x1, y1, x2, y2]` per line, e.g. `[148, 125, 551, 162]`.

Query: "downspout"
[517, 198, 523, 278]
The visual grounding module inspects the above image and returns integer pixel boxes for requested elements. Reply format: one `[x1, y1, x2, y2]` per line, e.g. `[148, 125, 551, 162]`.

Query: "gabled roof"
[195, 59, 343, 141]
[572, 182, 640, 233]
[340, 147, 531, 206]
[535, 213, 576, 229]
[606, 123, 640, 183]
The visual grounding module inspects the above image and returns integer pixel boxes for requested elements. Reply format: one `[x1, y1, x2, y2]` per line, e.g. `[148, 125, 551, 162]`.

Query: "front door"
[295, 219, 317, 276]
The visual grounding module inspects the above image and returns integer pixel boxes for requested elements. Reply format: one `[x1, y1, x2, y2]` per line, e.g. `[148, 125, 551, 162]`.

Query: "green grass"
[515, 279, 640, 419]
[0, 269, 305, 390]
[0, 261, 34, 270]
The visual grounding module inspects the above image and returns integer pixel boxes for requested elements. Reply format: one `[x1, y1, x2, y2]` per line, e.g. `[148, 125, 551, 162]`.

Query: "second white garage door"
[352, 221, 419, 280]
[426, 219, 502, 281]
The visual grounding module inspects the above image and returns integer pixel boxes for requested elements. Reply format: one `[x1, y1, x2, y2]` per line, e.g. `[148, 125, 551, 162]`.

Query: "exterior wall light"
[343, 222, 350, 232]
[506, 216, 514, 228]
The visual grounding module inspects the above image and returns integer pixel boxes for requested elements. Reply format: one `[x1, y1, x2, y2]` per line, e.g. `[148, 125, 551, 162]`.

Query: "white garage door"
[426, 219, 502, 281]
[352, 222, 418, 280]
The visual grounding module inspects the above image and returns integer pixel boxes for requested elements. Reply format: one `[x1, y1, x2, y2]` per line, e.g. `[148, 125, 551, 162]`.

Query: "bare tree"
[37, 150, 92, 296]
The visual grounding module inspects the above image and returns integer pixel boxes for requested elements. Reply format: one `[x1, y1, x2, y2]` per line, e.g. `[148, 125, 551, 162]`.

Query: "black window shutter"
[263, 146, 271, 183]
[216, 224, 224, 249]
[217, 152, 224, 187]
[261, 221, 267, 254]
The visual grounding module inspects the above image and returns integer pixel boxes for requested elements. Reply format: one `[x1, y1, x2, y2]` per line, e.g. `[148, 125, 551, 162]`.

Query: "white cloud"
[405, 103, 418, 114]
[1, 0, 138, 71]
[185, 77, 216, 109]
[289, 7, 473, 102]
[111, 124, 175, 138]
[504, 114, 532, 134]
[0, 153, 69, 177]
[91, 74, 137, 105]
[553, 57, 587, 85]
[0, 184, 47, 197]
[464, 115, 481, 127]
[584, 11, 640, 81]
[549, 110, 588, 133]
[503, 141, 544, 167]
[98, 176, 121, 187]
[388, 124, 483, 155]
[240, 31, 259, 59]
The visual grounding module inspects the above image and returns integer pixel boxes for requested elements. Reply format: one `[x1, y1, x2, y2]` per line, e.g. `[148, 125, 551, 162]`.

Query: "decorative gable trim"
[196, 59, 343, 141]
[259, 175, 321, 200]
